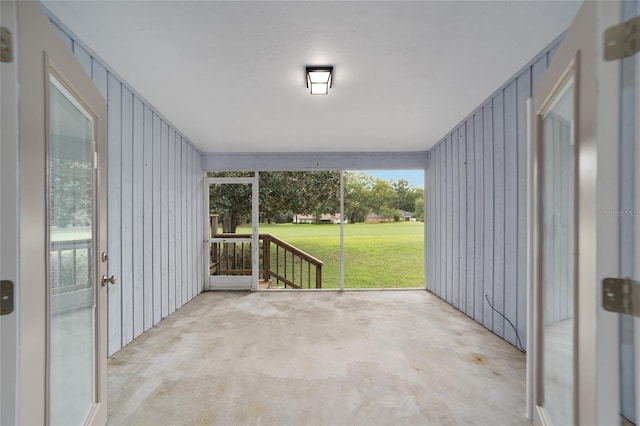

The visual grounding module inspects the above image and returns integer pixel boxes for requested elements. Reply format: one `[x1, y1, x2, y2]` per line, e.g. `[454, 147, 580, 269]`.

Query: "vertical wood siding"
[50, 18, 205, 356]
[426, 40, 560, 349]
[143, 105, 154, 331]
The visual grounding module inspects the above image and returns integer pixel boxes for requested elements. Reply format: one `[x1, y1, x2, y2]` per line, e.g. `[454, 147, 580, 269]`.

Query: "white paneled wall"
[46, 11, 205, 356]
[426, 39, 561, 350]
[47, 1, 567, 356]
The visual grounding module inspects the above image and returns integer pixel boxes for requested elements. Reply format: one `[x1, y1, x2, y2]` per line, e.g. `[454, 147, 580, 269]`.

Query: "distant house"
[293, 213, 347, 224]
[399, 210, 413, 221]
[366, 210, 412, 223]
[365, 213, 392, 223]
[293, 214, 315, 224]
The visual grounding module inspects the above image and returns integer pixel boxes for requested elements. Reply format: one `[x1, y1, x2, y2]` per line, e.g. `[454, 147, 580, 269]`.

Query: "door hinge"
[602, 277, 640, 316]
[605, 15, 640, 61]
[0, 280, 14, 315]
[1, 27, 13, 63]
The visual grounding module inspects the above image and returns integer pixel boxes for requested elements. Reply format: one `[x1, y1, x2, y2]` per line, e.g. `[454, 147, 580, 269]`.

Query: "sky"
[358, 170, 424, 188]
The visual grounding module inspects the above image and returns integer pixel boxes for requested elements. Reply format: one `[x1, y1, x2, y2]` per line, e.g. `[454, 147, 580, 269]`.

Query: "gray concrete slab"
[107, 291, 528, 425]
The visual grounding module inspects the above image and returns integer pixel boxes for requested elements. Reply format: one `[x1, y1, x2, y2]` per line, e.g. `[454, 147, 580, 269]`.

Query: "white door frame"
[531, 1, 623, 425]
[634, 18, 640, 422]
[14, 2, 108, 424]
[595, 4, 624, 424]
[205, 175, 259, 291]
[0, 1, 19, 424]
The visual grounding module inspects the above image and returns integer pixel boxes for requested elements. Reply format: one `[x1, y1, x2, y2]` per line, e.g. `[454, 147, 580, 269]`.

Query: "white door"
[15, 2, 108, 425]
[635, 49, 640, 425]
[207, 176, 259, 291]
[532, 1, 630, 425]
[632, 4, 640, 422]
[0, 1, 19, 424]
[535, 68, 576, 426]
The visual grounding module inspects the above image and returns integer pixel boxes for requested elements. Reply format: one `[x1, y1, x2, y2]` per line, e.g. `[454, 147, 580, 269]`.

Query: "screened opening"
[343, 170, 424, 289]
[206, 170, 424, 290]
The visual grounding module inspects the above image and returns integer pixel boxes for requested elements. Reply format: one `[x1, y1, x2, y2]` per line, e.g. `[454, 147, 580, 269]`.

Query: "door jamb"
[0, 1, 19, 424]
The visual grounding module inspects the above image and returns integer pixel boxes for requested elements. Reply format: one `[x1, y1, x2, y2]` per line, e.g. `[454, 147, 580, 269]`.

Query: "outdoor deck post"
[210, 215, 219, 274]
[210, 214, 219, 237]
[262, 235, 270, 281]
[316, 265, 322, 289]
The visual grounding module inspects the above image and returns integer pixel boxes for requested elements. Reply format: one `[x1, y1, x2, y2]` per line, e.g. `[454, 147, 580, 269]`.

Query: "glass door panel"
[48, 73, 96, 425]
[540, 75, 575, 426]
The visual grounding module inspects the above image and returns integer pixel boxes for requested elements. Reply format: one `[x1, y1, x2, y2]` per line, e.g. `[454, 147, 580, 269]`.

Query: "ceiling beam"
[201, 151, 428, 171]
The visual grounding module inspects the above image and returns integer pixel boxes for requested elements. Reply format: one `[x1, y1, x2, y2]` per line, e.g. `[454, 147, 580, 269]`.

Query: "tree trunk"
[223, 211, 241, 233]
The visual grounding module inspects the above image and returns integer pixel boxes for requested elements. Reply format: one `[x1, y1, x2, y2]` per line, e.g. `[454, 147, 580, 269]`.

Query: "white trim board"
[0, 1, 20, 423]
[201, 151, 428, 171]
[208, 276, 252, 291]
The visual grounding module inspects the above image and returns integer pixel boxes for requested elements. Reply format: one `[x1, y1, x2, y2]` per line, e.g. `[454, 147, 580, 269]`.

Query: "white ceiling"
[42, 1, 581, 154]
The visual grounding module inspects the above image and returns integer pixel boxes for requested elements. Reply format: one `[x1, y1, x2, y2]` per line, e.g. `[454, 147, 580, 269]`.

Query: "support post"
[316, 265, 322, 289]
[209, 214, 219, 275]
[263, 235, 270, 281]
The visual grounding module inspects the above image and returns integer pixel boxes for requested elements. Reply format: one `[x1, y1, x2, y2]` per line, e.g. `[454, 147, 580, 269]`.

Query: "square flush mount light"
[306, 66, 333, 95]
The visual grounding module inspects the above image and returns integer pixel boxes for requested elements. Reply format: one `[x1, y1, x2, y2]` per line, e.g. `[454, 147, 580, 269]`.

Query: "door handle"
[102, 275, 117, 286]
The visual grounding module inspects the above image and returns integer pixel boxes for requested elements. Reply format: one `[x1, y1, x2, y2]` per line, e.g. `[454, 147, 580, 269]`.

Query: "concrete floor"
[107, 291, 528, 426]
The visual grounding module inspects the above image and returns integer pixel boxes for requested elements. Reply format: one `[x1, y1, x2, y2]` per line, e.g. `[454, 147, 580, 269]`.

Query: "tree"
[208, 172, 252, 233]
[208, 171, 340, 233]
[298, 171, 341, 220]
[391, 179, 425, 214]
[413, 196, 425, 221]
[209, 170, 423, 231]
[259, 172, 304, 223]
[343, 172, 373, 223]
[408, 187, 424, 216]
[393, 179, 411, 211]
[51, 158, 92, 228]
[370, 179, 398, 219]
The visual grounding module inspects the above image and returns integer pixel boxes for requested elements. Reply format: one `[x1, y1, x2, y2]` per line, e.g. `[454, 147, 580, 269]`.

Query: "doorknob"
[102, 275, 117, 286]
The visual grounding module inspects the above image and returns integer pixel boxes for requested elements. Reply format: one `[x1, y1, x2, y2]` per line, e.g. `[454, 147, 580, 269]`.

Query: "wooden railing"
[50, 239, 93, 295]
[209, 233, 323, 289]
[262, 234, 323, 289]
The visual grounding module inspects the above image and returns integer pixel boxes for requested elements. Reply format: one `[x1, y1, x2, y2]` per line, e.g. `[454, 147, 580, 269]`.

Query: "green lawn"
[237, 222, 424, 289]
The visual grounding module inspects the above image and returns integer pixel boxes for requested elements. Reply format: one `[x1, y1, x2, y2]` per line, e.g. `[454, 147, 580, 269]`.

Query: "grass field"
[237, 222, 424, 289]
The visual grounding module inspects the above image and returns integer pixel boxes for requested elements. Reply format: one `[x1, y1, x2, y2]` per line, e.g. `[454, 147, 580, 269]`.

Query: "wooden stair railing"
[209, 233, 323, 289]
[262, 234, 323, 289]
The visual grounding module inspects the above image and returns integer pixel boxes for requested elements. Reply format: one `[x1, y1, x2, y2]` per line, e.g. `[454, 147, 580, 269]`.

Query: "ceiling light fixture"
[306, 66, 333, 95]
